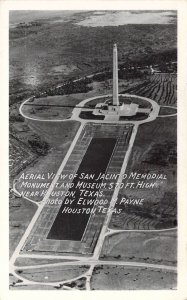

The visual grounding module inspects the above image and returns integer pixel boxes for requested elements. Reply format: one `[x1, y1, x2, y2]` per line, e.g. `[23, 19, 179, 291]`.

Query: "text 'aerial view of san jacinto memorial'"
[9, 10, 177, 290]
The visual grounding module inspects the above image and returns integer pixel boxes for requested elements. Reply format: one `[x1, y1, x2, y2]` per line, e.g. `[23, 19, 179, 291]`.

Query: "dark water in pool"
[47, 138, 116, 241]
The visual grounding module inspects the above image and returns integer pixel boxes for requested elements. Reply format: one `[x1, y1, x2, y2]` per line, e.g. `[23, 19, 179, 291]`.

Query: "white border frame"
[0, 2, 187, 300]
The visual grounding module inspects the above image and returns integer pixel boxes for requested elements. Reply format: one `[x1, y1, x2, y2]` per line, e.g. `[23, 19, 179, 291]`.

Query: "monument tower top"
[113, 43, 119, 106]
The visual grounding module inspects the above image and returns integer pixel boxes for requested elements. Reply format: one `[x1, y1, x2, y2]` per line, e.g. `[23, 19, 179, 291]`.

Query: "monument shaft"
[113, 44, 119, 106]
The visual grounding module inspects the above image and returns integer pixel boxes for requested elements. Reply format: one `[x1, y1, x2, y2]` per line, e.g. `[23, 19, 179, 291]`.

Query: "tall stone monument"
[112, 43, 119, 106]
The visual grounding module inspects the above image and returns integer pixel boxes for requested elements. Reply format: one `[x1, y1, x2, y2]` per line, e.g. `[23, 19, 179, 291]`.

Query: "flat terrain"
[9, 195, 37, 258]
[101, 230, 177, 265]
[91, 265, 176, 290]
[15, 265, 89, 283]
[110, 116, 177, 230]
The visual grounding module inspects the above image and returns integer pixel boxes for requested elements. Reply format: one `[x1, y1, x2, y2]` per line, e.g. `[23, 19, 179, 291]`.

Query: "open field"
[101, 230, 177, 265]
[15, 265, 89, 283]
[91, 265, 176, 290]
[110, 116, 177, 230]
[159, 106, 177, 115]
[22, 95, 80, 120]
[9, 195, 37, 258]
[21, 83, 106, 120]
[14, 120, 80, 202]
[9, 134, 36, 178]
[26, 119, 80, 147]
[125, 116, 177, 171]
[10, 275, 86, 290]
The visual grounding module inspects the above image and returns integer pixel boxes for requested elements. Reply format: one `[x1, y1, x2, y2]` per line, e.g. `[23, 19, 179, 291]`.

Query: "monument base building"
[93, 101, 139, 116]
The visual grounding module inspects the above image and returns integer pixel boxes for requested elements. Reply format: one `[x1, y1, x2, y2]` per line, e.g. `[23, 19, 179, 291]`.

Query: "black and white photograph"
[4, 5, 184, 293]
